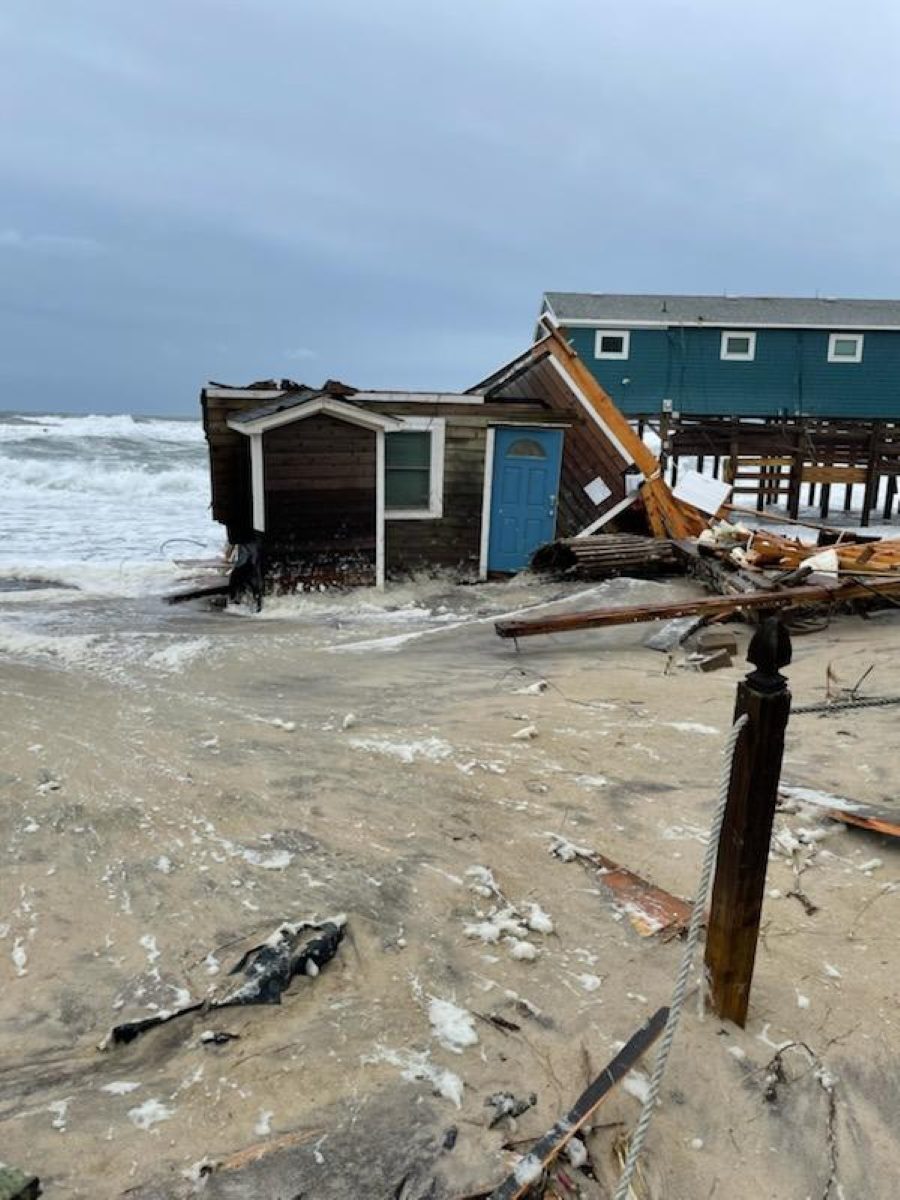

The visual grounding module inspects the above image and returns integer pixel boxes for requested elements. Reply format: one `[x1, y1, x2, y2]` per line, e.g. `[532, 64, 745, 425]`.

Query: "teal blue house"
[541, 293, 900, 419]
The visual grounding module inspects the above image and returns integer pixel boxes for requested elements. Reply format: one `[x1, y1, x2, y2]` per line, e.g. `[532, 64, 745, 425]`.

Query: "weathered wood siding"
[365, 400, 568, 574]
[386, 422, 486, 572]
[262, 414, 376, 553]
[202, 390, 277, 539]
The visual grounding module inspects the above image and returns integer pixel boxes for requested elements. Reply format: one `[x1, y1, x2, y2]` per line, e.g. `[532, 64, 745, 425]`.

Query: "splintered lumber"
[551, 837, 690, 938]
[484, 1007, 669, 1200]
[494, 577, 900, 640]
[530, 534, 681, 580]
[539, 321, 707, 540]
[780, 785, 900, 838]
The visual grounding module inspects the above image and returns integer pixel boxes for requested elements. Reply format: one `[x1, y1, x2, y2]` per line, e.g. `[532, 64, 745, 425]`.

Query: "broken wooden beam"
[494, 577, 900, 640]
[485, 1007, 669, 1200]
[780, 784, 900, 838]
[550, 836, 690, 938]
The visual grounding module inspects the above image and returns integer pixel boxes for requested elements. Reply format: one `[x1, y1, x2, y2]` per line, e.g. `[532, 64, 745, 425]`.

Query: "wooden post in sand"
[705, 617, 792, 1027]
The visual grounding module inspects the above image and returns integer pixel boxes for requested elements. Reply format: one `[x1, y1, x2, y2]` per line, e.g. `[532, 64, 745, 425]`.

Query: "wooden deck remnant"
[530, 533, 681, 580]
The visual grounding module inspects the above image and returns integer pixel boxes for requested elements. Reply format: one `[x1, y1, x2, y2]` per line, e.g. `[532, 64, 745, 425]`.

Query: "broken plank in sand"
[551, 836, 690, 938]
[494, 577, 900, 640]
[482, 1007, 669, 1200]
[781, 785, 900, 838]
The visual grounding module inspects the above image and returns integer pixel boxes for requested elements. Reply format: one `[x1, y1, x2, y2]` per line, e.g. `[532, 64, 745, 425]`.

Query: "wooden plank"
[780, 785, 900, 838]
[494, 578, 900, 639]
[801, 466, 867, 485]
[485, 1007, 669, 1200]
[554, 839, 691, 937]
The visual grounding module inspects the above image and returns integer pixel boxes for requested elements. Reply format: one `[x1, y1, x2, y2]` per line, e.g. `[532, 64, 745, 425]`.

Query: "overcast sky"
[3, 1, 900, 414]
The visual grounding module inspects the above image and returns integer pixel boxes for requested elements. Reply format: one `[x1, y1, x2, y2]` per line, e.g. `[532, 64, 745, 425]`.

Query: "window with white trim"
[384, 417, 445, 519]
[720, 330, 756, 361]
[594, 330, 630, 360]
[827, 332, 863, 363]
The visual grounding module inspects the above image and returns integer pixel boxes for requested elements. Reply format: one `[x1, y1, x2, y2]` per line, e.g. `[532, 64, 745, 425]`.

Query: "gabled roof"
[227, 393, 402, 435]
[543, 292, 900, 330]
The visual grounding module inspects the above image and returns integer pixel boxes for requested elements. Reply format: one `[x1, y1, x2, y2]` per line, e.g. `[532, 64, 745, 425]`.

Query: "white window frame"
[720, 330, 757, 361]
[384, 416, 445, 520]
[594, 329, 630, 360]
[827, 332, 864, 363]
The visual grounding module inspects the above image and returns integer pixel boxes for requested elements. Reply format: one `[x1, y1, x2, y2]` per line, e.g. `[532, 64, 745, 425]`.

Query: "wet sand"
[1, 575, 899, 1198]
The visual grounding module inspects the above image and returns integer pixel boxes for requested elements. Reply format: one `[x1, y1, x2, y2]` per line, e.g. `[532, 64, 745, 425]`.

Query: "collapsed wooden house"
[201, 333, 642, 589]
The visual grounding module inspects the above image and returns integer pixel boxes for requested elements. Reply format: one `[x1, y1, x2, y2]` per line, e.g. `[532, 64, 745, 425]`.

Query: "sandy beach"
[2, 574, 899, 1198]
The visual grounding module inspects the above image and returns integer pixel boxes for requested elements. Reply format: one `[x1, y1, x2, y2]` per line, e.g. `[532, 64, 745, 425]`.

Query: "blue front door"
[488, 428, 563, 573]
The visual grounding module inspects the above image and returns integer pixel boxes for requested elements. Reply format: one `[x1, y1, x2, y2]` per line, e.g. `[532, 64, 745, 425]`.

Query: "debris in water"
[199, 1029, 239, 1045]
[485, 1090, 537, 1129]
[103, 917, 346, 1047]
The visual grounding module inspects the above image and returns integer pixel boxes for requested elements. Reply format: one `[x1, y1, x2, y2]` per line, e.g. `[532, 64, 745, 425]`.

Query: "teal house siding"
[564, 325, 900, 419]
[547, 293, 900, 420]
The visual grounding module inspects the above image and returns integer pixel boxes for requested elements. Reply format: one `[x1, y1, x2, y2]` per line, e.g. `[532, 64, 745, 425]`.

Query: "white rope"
[612, 711, 749, 1199]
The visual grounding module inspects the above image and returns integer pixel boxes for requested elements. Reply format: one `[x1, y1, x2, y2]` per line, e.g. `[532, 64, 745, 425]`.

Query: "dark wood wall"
[263, 414, 376, 552]
[202, 390, 272, 539]
[486, 357, 629, 535]
[385, 421, 485, 572]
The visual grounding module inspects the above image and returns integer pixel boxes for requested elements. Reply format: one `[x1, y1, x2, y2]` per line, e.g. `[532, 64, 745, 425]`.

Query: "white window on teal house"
[827, 333, 864, 363]
[384, 417, 445, 519]
[594, 330, 630, 359]
[720, 330, 757, 361]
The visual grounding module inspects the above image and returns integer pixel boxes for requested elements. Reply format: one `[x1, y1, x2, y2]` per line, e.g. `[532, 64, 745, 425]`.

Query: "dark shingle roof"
[543, 292, 900, 329]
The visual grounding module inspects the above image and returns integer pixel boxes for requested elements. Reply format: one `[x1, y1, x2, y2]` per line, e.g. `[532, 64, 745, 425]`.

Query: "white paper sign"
[672, 469, 732, 516]
[584, 476, 612, 506]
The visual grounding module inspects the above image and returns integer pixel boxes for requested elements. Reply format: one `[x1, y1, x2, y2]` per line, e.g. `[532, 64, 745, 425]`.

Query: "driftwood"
[495, 577, 900, 640]
[479, 1007, 669, 1200]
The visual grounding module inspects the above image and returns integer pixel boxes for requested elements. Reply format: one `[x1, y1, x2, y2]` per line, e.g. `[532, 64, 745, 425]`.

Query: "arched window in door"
[506, 437, 546, 458]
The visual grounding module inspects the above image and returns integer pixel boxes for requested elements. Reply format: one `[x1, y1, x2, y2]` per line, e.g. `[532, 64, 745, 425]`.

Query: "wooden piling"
[705, 618, 791, 1027]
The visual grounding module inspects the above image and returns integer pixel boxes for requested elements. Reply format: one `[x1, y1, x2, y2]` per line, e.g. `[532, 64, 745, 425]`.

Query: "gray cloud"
[1, 0, 899, 413]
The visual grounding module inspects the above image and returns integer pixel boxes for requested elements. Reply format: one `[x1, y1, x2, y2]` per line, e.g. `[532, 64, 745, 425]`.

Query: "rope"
[613, 712, 749, 1200]
[792, 694, 900, 714]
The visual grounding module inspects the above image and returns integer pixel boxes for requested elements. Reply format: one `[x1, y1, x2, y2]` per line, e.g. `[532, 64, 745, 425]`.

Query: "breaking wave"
[0, 411, 222, 592]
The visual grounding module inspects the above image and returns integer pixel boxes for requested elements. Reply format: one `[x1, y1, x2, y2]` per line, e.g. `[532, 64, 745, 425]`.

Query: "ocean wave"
[1, 456, 207, 498]
[0, 559, 222, 598]
[0, 413, 204, 444]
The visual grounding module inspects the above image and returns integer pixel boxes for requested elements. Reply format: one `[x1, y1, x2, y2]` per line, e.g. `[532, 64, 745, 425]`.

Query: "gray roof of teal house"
[543, 292, 900, 329]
